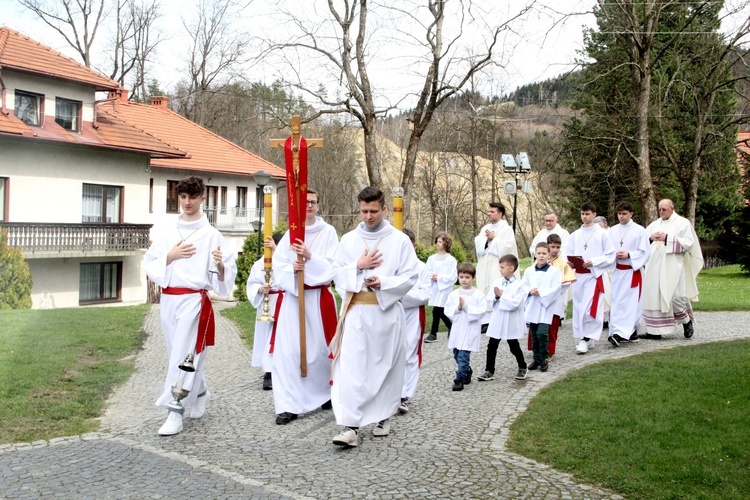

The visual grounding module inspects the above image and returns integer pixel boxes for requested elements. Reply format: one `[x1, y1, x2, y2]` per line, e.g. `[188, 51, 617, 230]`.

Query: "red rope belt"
[162, 287, 214, 354]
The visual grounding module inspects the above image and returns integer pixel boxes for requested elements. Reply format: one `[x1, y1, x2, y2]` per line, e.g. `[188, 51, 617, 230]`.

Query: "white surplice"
[485, 278, 528, 340]
[565, 224, 615, 341]
[445, 288, 486, 352]
[425, 252, 458, 307]
[246, 257, 278, 372]
[331, 221, 420, 428]
[474, 220, 519, 318]
[643, 212, 704, 334]
[271, 217, 338, 415]
[144, 214, 237, 409]
[529, 224, 571, 258]
[608, 220, 650, 338]
[401, 260, 431, 401]
[521, 264, 562, 325]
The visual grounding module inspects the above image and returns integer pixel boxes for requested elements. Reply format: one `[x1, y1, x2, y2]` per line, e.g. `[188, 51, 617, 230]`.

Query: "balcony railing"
[204, 207, 278, 232]
[0, 222, 152, 256]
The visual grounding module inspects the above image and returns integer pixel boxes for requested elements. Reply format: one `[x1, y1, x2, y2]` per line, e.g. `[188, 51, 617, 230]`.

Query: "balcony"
[204, 207, 279, 234]
[0, 222, 152, 259]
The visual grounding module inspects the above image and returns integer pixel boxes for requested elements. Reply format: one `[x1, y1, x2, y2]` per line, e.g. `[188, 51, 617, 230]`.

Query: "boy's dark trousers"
[529, 323, 550, 362]
[485, 337, 527, 373]
[527, 315, 560, 354]
[430, 306, 453, 334]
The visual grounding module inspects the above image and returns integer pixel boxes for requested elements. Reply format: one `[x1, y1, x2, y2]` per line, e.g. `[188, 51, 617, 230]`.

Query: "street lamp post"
[253, 170, 272, 254]
[501, 153, 531, 234]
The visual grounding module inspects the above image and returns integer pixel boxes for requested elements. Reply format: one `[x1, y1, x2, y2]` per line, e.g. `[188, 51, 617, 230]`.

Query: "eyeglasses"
[306, 200, 318, 206]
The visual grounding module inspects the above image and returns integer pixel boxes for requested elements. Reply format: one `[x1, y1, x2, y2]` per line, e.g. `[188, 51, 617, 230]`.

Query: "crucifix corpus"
[270, 116, 324, 377]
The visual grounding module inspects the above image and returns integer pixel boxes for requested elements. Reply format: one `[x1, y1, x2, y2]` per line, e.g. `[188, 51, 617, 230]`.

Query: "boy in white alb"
[399, 228, 431, 413]
[144, 176, 237, 436]
[565, 202, 615, 354]
[478, 254, 529, 381]
[245, 233, 283, 390]
[423, 232, 457, 343]
[607, 201, 650, 346]
[445, 263, 486, 391]
[521, 243, 562, 372]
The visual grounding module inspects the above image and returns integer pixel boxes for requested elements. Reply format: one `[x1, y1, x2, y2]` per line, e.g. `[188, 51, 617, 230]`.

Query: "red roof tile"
[99, 98, 285, 178]
[0, 27, 119, 90]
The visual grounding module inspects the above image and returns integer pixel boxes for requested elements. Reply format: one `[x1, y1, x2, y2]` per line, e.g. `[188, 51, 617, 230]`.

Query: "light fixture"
[515, 152, 531, 171]
[501, 154, 517, 171]
[392, 186, 404, 198]
[253, 170, 271, 187]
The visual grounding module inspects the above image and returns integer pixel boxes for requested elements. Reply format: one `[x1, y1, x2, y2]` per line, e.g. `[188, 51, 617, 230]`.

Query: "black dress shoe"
[275, 412, 298, 425]
[638, 333, 662, 340]
[540, 359, 548, 372]
[262, 372, 272, 390]
[683, 320, 694, 339]
[321, 400, 333, 410]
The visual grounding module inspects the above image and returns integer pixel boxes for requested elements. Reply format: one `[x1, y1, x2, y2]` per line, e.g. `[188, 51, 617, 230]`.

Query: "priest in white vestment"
[642, 199, 703, 338]
[606, 202, 650, 345]
[329, 187, 420, 447]
[529, 210, 570, 258]
[565, 203, 615, 354]
[271, 191, 338, 425]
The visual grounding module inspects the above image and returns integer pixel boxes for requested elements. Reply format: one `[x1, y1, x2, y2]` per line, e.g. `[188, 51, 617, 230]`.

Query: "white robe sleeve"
[143, 236, 173, 288]
[402, 264, 431, 309]
[496, 281, 528, 311]
[208, 232, 236, 298]
[246, 258, 266, 309]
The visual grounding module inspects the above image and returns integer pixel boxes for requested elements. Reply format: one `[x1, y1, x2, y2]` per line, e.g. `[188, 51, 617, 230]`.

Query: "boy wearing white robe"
[423, 232, 457, 343]
[271, 191, 338, 425]
[399, 228, 431, 414]
[144, 176, 237, 436]
[330, 187, 420, 447]
[521, 244, 562, 372]
[245, 234, 283, 391]
[565, 202, 616, 355]
[445, 263, 486, 391]
[607, 201, 651, 346]
[479, 254, 529, 382]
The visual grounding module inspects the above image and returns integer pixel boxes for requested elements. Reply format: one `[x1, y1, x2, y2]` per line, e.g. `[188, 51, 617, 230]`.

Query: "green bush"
[0, 230, 33, 309]
[233, 234, 260, 302]
[416, 242, 469, 265]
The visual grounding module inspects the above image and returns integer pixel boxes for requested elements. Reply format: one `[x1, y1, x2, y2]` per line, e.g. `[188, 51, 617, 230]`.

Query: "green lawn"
[0, 304, 149, 444]
[694, 265, 750, 311]
[507, 339, 750, 499]
[220, 301, 257, 350]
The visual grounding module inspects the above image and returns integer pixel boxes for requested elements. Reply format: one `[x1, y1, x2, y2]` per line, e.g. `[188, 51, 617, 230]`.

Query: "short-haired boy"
[478, 254, 529, 381]
[445, 263, 486, 391]
[521, 243, 562, 372]
[144, 175, 237, 436]
[544, 233, 577, 361]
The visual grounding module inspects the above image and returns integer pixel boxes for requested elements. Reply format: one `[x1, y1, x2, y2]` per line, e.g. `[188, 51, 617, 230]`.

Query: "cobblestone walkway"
[1, 304, 747, 498]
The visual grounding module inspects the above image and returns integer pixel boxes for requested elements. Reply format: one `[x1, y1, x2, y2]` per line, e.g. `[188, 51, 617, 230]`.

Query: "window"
[0, 177, 7, 221]
[80, 262, 122, 304]
[14, 90, 42, 126]
[55, 97, 81, 131]
[82, 184, 122, 223]
[166, 180, 179, 213]
[149, 178, 154, 213]
[237, 186, 247, 213]
[220, 186, 227, 214]
[206, 185, 218, 223]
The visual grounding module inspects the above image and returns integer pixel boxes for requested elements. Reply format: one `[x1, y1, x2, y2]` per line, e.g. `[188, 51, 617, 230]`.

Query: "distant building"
[0, 27, 284, 308]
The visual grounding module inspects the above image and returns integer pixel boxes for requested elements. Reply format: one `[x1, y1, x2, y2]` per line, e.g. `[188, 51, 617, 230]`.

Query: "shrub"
[0, 230, 33, 309]
[233, 234, 260, 302]
[416, 242, 469, 266]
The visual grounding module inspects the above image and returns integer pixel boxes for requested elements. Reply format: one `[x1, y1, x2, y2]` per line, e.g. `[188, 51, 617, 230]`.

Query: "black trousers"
[485, 337, 527, 372]
[430, 306, 453, 334]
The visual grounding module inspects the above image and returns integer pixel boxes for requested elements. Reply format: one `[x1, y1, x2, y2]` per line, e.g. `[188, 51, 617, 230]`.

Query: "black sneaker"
[683, 320, 694, 339]
[539, 360, 548, 372]
[275, 412, 298, 425]
[463, 367, 473, 385]
[515, 368, 528, 380]
[629, 332, 640, 342]
[608, 336, 620, 347]
[321, 400, 332, 410]
[477, 371, 494, 381]
[528, 360, 540, 370]
[262, 372, 272, 390]
[452, 378, 464, 391]
[424, 333, 437, 343]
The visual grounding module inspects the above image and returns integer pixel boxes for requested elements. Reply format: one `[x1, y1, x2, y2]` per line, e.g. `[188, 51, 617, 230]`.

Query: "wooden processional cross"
[270, 116, 323, 377]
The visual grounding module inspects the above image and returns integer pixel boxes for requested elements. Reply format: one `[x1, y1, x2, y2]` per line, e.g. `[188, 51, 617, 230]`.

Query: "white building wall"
[4, 70, 99, 123]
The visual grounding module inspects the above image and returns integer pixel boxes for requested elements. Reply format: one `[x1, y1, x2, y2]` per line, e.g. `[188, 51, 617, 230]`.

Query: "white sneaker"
[372, 420, 391, 437]
[576, 339, 589, 354]
[332, 429, 358, 447]
[158, 411, 183, 436]
[190, 390, 211, 419]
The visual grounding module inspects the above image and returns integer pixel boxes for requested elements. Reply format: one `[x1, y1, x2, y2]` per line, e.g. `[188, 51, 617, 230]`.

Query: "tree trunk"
[362, 121, 381, 188]
[635, 54, 657, 221]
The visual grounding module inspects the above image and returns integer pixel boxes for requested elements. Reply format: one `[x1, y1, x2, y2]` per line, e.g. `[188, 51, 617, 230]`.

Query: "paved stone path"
[1, 304, 747, 498]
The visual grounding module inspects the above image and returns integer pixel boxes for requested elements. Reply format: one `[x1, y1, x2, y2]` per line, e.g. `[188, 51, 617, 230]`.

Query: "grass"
[0, 304, 149, 444]
[220, 301, 257, 350]
[507, 339, 750, 499]
[694, 265, 750, 312]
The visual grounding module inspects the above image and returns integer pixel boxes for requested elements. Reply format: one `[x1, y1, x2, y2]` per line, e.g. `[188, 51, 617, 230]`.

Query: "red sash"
[616, 264, 643, 298]
[269, 284, 337, 354]
[162, 287, 214, 354]
[589, 275, 606, 318]
[267, 290, 284, 354]
[417, 305, 426, 367]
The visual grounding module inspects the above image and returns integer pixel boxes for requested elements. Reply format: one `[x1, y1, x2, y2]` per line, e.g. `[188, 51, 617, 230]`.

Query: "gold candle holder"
[258, 185, 275, 322]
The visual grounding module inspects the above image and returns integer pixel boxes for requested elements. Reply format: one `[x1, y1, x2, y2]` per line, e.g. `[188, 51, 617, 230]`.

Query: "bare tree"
[18, 0, 107, 67]
[263, 0, 533, 208]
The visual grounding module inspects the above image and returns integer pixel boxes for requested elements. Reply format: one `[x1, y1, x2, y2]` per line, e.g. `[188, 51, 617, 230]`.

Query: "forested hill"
[505, 72, 582, 107]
